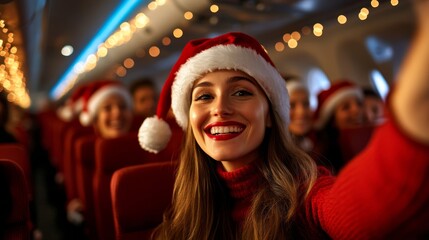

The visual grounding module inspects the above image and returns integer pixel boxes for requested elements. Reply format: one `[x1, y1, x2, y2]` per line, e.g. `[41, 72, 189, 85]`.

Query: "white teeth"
[210, 126, 243, 135]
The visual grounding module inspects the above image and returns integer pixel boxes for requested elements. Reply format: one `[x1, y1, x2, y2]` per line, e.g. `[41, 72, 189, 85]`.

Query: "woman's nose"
[212, 96, 233, 117]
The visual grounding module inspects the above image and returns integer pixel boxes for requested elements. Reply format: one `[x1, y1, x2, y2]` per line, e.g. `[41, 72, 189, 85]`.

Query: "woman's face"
[289, 89, 312, 136]
[94, 94, 133, 138]
[189, 70, 271, 172]
[334, 96, 364, 129]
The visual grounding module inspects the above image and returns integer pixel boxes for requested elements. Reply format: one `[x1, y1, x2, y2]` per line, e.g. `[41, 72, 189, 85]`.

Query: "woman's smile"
[204, 121, 246, 140]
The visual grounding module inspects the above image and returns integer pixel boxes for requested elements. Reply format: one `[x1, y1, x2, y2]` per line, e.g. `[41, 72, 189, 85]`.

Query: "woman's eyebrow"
[228, 76, 257, 85]
[193, 81, 213, 90]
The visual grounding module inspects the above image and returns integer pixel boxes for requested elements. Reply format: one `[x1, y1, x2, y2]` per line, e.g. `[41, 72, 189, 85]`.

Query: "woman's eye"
[233, 90, 252, 97]
[195, 94, 213, 101]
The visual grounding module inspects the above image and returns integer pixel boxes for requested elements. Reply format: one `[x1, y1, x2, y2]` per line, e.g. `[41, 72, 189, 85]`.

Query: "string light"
[123, 58, 135, 68]
[0, 16, 30, 108]
[337, 15, 347, 24]
[288, 39, 298, 48]
[162, 37, 171, 46]
[173, 28, 183, 38]
[210, 4, 219, 13]
[184, 11, 193, 20]
[274, 0, 399, 55]
[149, 46, 160, 57]
[371, 0, 379, 8]
[275, 42, 285, 52]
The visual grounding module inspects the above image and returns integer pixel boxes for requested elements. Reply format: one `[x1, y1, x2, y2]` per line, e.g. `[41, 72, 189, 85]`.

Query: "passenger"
[0, 92, 17, 143]
[67, 79, 133, 224]
[79, 79, 133, 138]
[312, 80, 364, 172]
[285, 79, 315, 153]
[362, 87, 385, 125]
[138, 4, 429, 237]
[56, 83, 89, 122]
[129, 77, 157, 119]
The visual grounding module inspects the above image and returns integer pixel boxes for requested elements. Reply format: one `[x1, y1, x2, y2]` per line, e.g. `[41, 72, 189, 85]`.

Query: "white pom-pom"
[138, 116, 172, 154]
[79, 112, 91, 126]
[57, 106, 74, 121]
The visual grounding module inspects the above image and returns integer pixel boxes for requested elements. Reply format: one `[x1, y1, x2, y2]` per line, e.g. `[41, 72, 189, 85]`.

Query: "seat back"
[339, 124, 375, 163]
[63, 121, 93, 202]
[0, 159, 30, 240]
[75, 135, 97, 239]
[111, 161, 176, 240]
[0, 143, 32, 199]
[92, 133, 161, 240]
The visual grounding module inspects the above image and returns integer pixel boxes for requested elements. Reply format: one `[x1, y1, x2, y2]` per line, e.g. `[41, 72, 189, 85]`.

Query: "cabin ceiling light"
[61, 45, 74, 56]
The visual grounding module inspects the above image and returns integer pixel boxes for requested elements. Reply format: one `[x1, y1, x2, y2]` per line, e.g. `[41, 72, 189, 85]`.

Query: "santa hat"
[79, 80, 133, 126]
[57, 84, 87, 121]
[138, 32, 289, 153]
[313, 80, 363, 129]
[286, 81, 308, 94]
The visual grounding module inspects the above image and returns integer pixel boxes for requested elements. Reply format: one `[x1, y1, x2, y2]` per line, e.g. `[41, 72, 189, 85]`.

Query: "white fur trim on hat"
[171, 44, 290, 130]
[79, 112, 91, 126]
[57, 105, 74, 121]
[314, 87, 363, 129]
[138, 116, 172, 153]
[80, 86, 133, 126]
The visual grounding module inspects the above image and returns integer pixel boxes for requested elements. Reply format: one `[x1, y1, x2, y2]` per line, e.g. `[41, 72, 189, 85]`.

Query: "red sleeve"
[306, 118, 429, 239]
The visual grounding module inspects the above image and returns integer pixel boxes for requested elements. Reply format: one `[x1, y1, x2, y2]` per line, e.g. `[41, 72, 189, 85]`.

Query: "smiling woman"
[189, 70, 270, 171]
[137, 6, 429, 236]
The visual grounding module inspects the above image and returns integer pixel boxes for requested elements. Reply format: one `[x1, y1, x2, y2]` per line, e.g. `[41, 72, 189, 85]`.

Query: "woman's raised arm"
[392, 0, 429, 144]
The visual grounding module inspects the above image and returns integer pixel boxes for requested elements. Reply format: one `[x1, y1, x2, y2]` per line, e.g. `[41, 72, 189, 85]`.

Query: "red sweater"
[217, 119, 429, 239]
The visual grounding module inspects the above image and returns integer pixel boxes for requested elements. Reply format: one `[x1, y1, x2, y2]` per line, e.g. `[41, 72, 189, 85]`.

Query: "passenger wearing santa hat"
[139, 5, 429, 238]
[312, 80, 365, 172]
[56, 83, 89, 122]
[67, 79, 133, 225]
[285, 77, 315, 154]
[79, 79, 133, 138]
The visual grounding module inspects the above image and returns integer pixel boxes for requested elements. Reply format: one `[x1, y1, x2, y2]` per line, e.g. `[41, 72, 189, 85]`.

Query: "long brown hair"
[154, 104, 318, 239]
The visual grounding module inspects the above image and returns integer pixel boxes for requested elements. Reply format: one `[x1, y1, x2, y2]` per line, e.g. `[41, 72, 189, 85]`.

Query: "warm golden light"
[282, 33, 291, 42]
[149, 46, 160, 57]
[314, 23, 323, 30]
[288, 39, 298, 48]
[371, 0, 379, 8]
[274, 42, 285, 52]
[313, 23, 323, 37]
[313, 29, 323, 37]
[120, 22, 131, 32]
[391, 0, 399, 6]
[116, 66, 127, 77]
[123, 58, 135, 69]
[361, 7, 369, 15]
[291, 31, 301, 40]
[156, 0, 166, 6]
[162, 37, 171, 46]
[210, 4, 219, 13]
[358, 12, 368, 20]
[135, 13, 149, 28]
[184, 11, 193, 20]
[97, 46, 108, 57]
[148, 2, 158, 10]
[10, 46, 17, 54]
[337, 15, 347, 24]
[173, 28, 183, 38]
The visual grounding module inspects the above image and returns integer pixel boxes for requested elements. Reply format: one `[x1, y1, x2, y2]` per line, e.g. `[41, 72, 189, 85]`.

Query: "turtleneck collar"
[216, 162, 264, 224]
